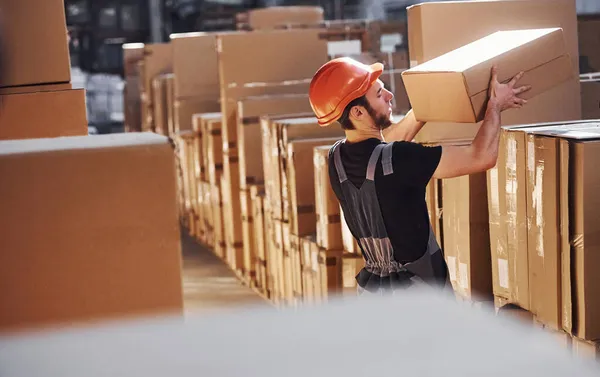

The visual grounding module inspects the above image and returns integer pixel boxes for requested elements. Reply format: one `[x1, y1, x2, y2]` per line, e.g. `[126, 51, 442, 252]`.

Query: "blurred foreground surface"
[1, 285, 600, 377]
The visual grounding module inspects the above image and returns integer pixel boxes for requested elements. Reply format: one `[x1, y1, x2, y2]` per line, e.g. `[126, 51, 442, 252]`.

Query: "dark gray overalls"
[331, 140, 451, 296]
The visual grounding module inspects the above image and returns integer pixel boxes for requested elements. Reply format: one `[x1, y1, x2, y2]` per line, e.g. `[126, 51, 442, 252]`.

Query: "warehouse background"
[65, 0, 600, 134]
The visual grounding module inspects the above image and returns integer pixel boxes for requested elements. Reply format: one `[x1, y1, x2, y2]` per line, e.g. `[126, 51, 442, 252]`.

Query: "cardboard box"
[211, 182, 226, 259]
[175, 130, 195, 219]
[443, 171, 493, 302]
[581, 77, 600, 119]
[237, 94, 312, 189]
[197, 113, 222, 186]
[123, 43, 145, 78]
[272, 116, 344, 222]
[403, 28, 573, 123]
[525, 133, 562, 330]
[246, 6, 324, 29]
[487, 128, 531, 311]
[191, 114, 206, 183]
[269, 220, 285, 303]
[221, 157, 244, 272]
[578, 16, 600, 74]
[406, 0, 581, 136]
[141, 43, 172, 97]
[123, 46, 143, 131]
[0, 0, 71, 87]
[0, 133, 183, 332]
[317, 249, 343, 301]
[152, 74, 170, 136]
[0, 89, 88, 141]
[572, 337, 600, 361]
[288, 232, 304, 305]
[407, 0, 579, 72]
[217, 29, 328, 148]
[200, 181, 213, 246]
[314, 145, 344, 251]
[174, 98, 220, 133]
[287, 137, 341, 237]
[342, 253, 365, 295]
[523, 122, 600, 339]
[170, 33, 220, 100]
[240, 187, 259, 280]
[250, 185, 268, 292]
[166, 74, 175, 136]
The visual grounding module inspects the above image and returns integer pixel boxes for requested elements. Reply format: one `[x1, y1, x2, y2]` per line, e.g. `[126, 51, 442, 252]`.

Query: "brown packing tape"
[297, 205, 315, 214]
[316, 213, 341, 224]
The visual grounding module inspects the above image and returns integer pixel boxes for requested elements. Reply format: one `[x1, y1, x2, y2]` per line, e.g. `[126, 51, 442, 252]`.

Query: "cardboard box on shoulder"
[237, 94, 312, 189]
[403, 28, 573, 123]
[0, 133, 182, 332]
[0, 0, 71, 87]
[314, 145, 344, 251]
[0, 88, 88, 141]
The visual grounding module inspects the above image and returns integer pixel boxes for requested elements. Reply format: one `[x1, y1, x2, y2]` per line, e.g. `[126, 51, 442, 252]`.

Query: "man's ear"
[349, 106, 363, 120]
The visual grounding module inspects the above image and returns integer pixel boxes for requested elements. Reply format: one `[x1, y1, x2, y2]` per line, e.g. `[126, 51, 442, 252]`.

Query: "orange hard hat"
[309, 57, 384, 127]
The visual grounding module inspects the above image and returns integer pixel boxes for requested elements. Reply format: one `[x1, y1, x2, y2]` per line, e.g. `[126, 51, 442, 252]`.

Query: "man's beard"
[364, 100, 392, 130]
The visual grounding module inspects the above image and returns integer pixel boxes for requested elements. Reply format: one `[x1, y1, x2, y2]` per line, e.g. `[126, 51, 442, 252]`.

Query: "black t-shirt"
[328, 138, 442, 264]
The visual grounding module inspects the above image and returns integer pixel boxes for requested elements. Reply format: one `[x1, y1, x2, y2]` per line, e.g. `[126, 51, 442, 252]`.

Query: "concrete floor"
[179, 230, 269, 316]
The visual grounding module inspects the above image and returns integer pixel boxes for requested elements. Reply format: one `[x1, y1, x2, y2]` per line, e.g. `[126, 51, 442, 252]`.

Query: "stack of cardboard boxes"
[0, 0, 87, 140]
[399, 0, 600, 360]
[0, 1, 184, 333]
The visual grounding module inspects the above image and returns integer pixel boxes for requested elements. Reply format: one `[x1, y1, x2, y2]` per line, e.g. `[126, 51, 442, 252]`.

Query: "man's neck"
[344, 128, 384, 143]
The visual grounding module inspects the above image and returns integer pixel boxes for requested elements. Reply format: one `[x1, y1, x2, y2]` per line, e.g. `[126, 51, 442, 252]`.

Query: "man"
[308, 57, 531, 295]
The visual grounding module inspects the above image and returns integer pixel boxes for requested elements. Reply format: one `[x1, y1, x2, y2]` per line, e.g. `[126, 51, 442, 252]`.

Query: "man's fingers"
[513, 85, 532, 95]
[509, 71, 525, 87]
[491, 65, 499, 83]
[514, 98, 527, 106]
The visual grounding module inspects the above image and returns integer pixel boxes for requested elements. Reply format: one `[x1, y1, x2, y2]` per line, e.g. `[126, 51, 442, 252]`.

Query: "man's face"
[363, 79, 394, 130]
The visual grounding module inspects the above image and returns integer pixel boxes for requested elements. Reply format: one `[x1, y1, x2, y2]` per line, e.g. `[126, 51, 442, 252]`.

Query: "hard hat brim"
[317, 62, 384, 127]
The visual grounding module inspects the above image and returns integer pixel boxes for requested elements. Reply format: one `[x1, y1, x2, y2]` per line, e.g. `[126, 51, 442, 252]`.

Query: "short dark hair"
[337, 95, 369, 130]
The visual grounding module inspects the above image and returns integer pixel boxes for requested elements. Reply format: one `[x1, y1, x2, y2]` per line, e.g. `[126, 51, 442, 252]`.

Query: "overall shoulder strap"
[366, 144, 386, 181]
[382, 141, 395, 176]
[330, 139, 347, 183]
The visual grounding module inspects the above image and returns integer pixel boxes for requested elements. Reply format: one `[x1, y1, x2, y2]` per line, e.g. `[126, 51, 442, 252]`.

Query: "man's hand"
[488, 65, 531, 112]
[432, 67, 532, 179]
